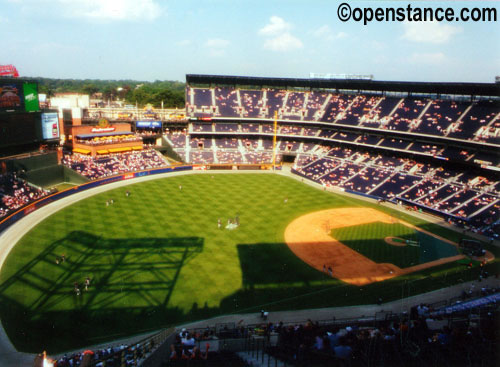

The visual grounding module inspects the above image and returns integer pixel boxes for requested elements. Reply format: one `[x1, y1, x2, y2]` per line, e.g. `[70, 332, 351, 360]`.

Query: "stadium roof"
[186, 74, 500, 97]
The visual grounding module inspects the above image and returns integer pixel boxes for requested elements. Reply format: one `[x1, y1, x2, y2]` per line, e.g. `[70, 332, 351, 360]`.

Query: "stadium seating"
[171, 119, 499, 228]
[182, 84, 499, 231]
[0, 173, 48, 218]
[168, 287, 498, 367]
[190, 150, 215, 164]
[214, 87, 238, 117]
[240, 89, 263, 118]
[165, 131, 187, 149]
[186, 85, 500, 145]
[62, 150, 169, 180]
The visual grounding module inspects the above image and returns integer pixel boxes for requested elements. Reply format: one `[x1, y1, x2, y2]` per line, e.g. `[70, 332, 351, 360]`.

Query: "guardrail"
[78, 327, 176, 367]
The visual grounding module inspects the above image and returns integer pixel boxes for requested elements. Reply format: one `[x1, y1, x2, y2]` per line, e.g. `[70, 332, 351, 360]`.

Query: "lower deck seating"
[62, 150, 169, 180]
[0, 173, 48, 218]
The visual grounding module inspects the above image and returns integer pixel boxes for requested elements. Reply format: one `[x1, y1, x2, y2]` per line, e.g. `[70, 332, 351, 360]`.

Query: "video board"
[0, 81, 24, 111]
[41, 112, 60, 140]
[0, 80, 39, 112]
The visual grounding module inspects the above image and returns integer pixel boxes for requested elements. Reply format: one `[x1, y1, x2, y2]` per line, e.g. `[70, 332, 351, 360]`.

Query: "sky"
[1, 0, 499, 83]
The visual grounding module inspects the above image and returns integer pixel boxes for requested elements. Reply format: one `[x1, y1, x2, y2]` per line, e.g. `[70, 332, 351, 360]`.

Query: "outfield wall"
[5, 152, 58, 172]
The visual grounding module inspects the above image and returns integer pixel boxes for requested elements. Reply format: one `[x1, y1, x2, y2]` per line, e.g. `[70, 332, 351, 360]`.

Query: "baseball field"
[0, 173, 496, 353]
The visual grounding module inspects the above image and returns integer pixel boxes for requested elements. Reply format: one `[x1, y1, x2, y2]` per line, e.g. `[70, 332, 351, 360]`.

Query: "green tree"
[81, 83, 100, 96]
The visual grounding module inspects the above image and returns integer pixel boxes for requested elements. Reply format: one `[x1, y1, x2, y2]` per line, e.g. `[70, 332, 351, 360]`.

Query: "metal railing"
[85, 328, 175, 367]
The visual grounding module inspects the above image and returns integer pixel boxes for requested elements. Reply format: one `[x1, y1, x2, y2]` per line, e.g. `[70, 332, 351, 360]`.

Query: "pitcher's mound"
[385, 237, 407, 247]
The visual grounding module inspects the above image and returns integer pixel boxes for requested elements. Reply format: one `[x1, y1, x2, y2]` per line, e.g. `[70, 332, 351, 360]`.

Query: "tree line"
[30, 77, 186, 108]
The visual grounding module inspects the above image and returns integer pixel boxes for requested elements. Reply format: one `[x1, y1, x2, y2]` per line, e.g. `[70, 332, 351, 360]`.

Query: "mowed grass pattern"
[0, 173, 494, 353]
[0, 174, 348, 352]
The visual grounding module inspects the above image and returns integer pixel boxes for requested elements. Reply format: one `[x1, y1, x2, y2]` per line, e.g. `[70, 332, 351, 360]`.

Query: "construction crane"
[0, 64, 19, 78]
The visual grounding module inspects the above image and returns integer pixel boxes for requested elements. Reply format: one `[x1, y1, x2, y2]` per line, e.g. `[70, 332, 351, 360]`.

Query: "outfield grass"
[0, 173, 497, 353]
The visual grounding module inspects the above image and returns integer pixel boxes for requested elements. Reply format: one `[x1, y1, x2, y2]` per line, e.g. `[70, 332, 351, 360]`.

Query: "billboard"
[136, 121, 162, 128]
[41, 112, 60, 140]
[23, 82, 39, 112]
[0, 81, 23, 111]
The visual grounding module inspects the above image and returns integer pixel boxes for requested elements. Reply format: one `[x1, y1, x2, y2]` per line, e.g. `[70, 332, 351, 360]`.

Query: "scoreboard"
[0, 78, 59, 149]
[0, 79, 39, 113]
[0, 112, 40, 147]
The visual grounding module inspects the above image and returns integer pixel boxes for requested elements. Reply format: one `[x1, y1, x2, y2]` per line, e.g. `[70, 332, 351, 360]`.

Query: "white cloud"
[401, 21, 461, 44]
[263, 32, 303, 52]
[311, 25, 347, 41]
[204, 38, 230, 57]
[408, 52, 447, 65]
[204, 38, 230, 48]
[258, 16, 291, 36]
[259, 16, 303, 52]
[58, 0, 163, 21]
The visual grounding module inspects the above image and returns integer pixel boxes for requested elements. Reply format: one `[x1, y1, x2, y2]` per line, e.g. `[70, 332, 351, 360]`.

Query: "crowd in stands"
[135, 129, 162, 137]
[165, 131, 188, 149]
[293, 145, 499, 228]
[61, 150, 168, 180]
[186, 86, 500, 143]
[167, 283, 498, 367]
[191, 150, 215, 164]
[0, 173, 48, 218]
[215, 87, 239, 117]
[74, 134, 141, 146]
[269, 303, 497, 366]
[49, 339, 156, 367]
[216, 150, 243, 164]
[188, 122, 496, 168]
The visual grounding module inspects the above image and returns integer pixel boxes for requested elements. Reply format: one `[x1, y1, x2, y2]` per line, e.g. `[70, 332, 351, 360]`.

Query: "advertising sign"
[118, 112, 132, 119]
[91, 118, 115, 133]
[143, 112, 157, 120]
[23, 82, 39, 112]
[0, 81, 23, 111]
[41, 112, 60, 140]
[136, 121, 162, 128]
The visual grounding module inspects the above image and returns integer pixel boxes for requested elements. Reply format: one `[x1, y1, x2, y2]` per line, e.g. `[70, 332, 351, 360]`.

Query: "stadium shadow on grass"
[217, 257, 485, 317]
[0, 237, 490, 354]
[237, 243, 330, 287]
[0, 231, 204, 353]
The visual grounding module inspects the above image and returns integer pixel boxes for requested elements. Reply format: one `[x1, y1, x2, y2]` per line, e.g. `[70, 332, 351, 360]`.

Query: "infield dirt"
[284, 207, 466, 286]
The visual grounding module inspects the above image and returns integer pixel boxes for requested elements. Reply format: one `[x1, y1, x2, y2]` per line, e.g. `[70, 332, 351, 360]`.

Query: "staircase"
[237, 351, 286, 367]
